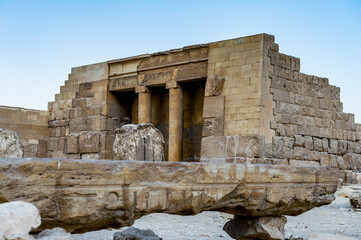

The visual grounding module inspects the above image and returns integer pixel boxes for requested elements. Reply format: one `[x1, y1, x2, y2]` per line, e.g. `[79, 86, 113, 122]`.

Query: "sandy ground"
[71, 185, 361, 240]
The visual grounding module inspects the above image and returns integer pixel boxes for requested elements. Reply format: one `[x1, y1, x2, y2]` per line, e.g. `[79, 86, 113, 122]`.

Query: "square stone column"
[136, 86, 152, 124]
[167, 82, 183, 162]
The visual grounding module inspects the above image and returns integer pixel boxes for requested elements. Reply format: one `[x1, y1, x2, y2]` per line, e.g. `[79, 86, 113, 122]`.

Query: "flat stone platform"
[0, 158, 339, 233]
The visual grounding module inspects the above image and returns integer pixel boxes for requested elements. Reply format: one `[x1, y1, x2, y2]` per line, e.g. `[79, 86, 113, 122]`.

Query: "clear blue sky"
[0, 0, 361, 121]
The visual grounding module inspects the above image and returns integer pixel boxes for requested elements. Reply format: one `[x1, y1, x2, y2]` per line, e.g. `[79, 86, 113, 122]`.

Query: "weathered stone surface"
[236, 135, 264, 158]
[0, 159, 338, 233]
[79, 132, 99, 153]
[113, 124, 165, 161]
[113, 227, 162, 240]
[205, 75, 225, 96]
[0, 201, 41, 240]
[0, 128, 23, 158]
[223, 215, 287, 240]
[349, 191, 361, 209]
[65, 134, 78, 154]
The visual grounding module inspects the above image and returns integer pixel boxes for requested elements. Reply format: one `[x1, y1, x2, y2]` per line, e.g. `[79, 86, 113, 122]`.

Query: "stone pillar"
[167, 82, 183, 162]
[136, 86, 152, 124]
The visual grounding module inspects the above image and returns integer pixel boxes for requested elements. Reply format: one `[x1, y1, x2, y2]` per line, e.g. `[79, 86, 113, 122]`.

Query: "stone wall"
[47, 62, 115, 159]
[265, 38, 361, 181]
[0, 106, 49, 157]
[44, 34, 361, 176]
[200, 34, 275, 162]
[199, 34, 361, 181]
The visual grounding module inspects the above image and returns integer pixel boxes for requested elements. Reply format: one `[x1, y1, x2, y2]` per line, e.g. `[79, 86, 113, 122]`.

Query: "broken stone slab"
[0, 201, 41, 240]
[0, 127, 23, 158]
[0, 158, 339, 233]
[223, 215, 287, 240]
[113, 124, 165, 161]
[113, 227, 162, 240]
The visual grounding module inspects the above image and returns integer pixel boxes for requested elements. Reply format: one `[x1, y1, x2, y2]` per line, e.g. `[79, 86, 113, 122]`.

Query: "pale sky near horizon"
[0, 1, 361, 121]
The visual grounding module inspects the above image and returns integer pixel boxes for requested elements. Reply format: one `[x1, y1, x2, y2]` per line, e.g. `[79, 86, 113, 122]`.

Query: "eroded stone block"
[79, 132, 99, 153]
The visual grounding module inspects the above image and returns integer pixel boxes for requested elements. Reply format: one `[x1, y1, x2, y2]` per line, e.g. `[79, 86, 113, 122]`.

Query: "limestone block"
[81, 153, 100, 159]
[0, 201, 41, 240]
[203, 96, 225, 118]
[36, 139, 48, 158]
[205, 75, 225, 96]
[322, 138, 329, 152]
[236, 135, 264, 158]
[223, 215, 287, 240]
[272, 136, 294, 159]
[113, 124, 165, 161]
[343, 153, 361, 171]
[293, 147, 309, 160]
[65, 134, 79, 154]
[289, 160, 320, 166]
[313, 137, 323, 152]
[79, 132, 99, 153]
[0, 159, 339, 233]
[200, 136, 226, 159]
[0, 128, 23, 158]
[337, 140, 348, 155]
[328, 139, 338, 154]
[294, 135, 305, 147]
[202, 117, 224, 137]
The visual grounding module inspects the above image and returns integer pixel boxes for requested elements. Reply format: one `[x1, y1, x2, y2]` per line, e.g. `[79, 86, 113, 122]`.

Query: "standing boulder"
[0, 127, 23, 158]
[223, 215, 287, 240]
[113, 124, 165, 161]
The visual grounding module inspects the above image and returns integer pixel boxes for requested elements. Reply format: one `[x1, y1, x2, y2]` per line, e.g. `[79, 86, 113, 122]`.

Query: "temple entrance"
[109, 79, 205, 162]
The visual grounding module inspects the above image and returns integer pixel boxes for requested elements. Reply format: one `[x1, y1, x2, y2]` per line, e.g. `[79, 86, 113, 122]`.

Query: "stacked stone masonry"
[0, 33, 360, 181]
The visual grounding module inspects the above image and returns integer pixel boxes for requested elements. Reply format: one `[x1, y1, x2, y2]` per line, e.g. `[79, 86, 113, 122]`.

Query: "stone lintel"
[166, 81, 181, 89]
[135, 85, 150, 93]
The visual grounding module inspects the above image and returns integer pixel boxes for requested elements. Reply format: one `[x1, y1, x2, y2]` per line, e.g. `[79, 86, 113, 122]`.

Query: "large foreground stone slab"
[0, 159, 338, 233]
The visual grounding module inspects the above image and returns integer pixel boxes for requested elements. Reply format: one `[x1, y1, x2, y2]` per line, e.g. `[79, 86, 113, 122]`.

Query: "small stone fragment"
[223, 215, 287, 240]
[113, 227, 162, 240]
[349, 191, 361, 209]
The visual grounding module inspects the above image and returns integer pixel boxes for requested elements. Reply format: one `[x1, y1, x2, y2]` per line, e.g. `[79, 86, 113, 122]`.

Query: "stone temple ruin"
[0, 33, 360, 239]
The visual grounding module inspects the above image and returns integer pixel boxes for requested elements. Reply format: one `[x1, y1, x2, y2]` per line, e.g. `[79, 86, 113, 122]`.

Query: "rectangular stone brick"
[79, 132, 99, 153]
